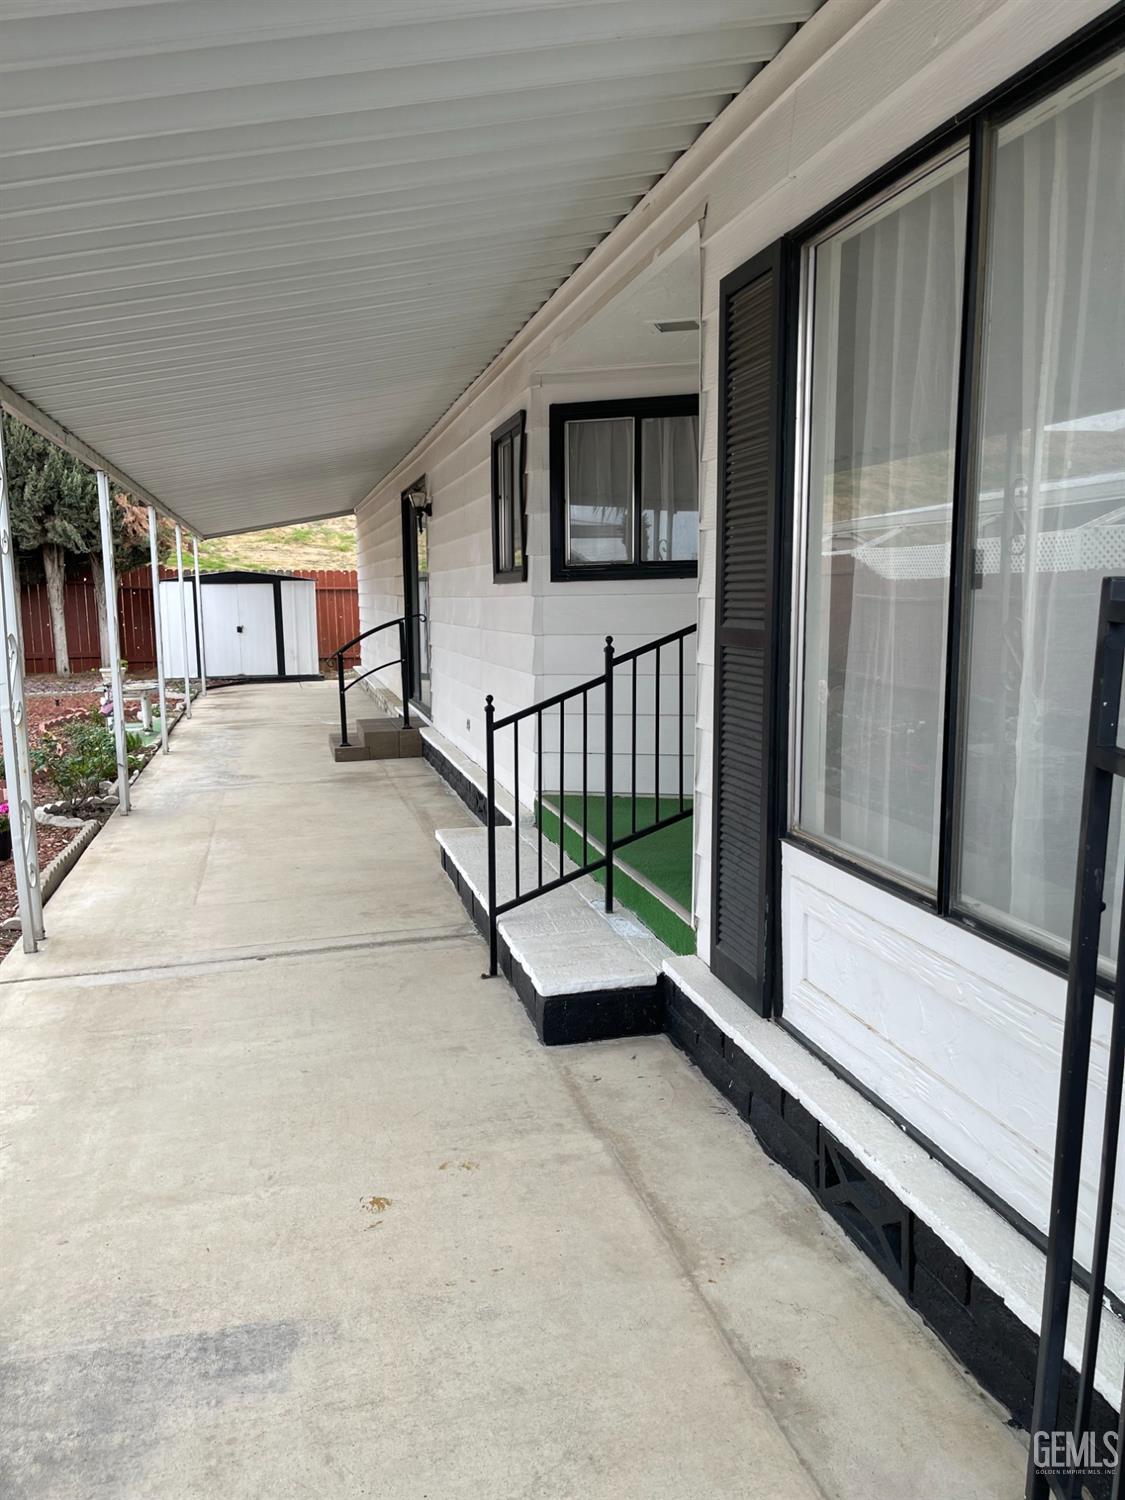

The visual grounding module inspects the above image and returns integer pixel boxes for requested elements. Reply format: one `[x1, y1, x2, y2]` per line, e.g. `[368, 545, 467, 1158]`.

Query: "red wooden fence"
[293, 569, 361, 667]
[20, 566, 360, 674]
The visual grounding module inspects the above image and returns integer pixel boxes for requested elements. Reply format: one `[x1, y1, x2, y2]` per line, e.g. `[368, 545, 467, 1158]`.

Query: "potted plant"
[0, 803, 12, 862]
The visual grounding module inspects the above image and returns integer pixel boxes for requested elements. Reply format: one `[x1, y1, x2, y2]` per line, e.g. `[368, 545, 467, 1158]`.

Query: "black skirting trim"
[423, 737, 511, 827]
[662, 974, 1117, 1482]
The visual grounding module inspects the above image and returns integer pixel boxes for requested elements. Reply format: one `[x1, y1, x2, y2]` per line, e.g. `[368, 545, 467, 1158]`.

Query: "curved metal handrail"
[332, 613, 427, 662]
[334, 613, 426, 745]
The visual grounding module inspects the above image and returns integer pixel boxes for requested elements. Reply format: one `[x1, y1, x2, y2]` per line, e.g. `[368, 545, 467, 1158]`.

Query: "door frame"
[400, 477, 430, 716]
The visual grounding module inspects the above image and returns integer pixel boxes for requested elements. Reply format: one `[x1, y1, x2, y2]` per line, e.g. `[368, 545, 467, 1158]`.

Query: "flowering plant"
[0, 802, 10, 833]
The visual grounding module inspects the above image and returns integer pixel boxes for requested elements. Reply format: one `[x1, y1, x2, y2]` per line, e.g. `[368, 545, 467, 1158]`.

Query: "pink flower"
[0, 803, 9, 816]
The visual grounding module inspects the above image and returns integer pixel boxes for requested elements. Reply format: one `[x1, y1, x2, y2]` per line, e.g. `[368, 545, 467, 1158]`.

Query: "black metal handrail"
[483, 623, 696, 976]
[1028, 576, 1125, 1499]
[333, 614, 425, 746]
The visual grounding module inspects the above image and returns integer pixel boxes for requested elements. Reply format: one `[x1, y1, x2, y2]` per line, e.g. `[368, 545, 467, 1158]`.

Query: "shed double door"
[202, 584, 277, 676]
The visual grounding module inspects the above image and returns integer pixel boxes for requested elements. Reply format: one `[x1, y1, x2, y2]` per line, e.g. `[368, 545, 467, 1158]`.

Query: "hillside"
[173, 514, 357, 573]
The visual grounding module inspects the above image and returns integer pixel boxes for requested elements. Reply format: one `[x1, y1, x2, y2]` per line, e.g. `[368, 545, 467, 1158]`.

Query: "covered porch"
[0, 681, 1021, 1497]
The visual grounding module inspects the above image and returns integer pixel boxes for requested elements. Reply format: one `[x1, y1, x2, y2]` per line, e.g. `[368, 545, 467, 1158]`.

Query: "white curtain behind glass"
[799, 154, 968, 887]
[641, 415, 699, 561]
[497, 434, 514, 571]
[958, 58, 1125, 963]
[565, 418, 633, 564]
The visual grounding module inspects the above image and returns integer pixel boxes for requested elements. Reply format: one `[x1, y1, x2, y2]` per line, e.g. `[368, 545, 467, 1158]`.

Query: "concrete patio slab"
[0, 682, 1024, 1498]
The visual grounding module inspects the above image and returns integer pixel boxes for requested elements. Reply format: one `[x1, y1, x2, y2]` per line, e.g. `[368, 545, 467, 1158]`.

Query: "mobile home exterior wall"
[356, 355, 699, 806]
[354, 0, 1121, 1279]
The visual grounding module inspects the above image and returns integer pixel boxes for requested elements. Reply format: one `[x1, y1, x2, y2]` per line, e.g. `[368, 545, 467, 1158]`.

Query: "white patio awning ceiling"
[0, 0, 818, 537]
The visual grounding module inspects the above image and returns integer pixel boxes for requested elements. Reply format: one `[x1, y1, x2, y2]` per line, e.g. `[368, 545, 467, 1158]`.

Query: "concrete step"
[357, 716, 423, 759]
[436, 823, 671, 1045]
[329, 717, 424, 762]
[328, 732, 369, 762]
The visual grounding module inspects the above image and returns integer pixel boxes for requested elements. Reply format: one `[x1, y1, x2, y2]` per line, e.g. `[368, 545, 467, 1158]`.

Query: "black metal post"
[484, 694, 497, 977]
[679, 633, 685, 812]
[337, 652, 348, 746]
[654, 642, 661, 812]
[1027, 580, 1125, 1499]
[604, 635, 615, 914]
[513, 722, 520, 901]
[558, 701, 565, 863]
[631, 656, 638, 834]
[1074, 900, 1125, 1444]
[582, 691, 589, 868]
[399, 617, 411, 729]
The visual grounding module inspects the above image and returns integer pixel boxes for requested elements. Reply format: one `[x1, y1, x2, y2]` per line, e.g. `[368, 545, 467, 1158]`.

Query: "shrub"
[39, 719, 120, 803]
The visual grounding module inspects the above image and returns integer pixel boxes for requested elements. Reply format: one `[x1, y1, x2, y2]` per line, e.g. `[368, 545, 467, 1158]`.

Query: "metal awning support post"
[0, 418, 43, 950]
[96, 471, 130, 815]
[147, 506, 169, 754]
[191, 536, 207, 696]
[174, 525, 192, 719]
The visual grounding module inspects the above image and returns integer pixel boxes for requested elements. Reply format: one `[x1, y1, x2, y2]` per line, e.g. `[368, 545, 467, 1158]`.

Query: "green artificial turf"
[538, 793, 695, 955]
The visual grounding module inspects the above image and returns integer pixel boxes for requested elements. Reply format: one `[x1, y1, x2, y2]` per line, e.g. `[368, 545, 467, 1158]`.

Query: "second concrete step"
[330, 715, 423, 762]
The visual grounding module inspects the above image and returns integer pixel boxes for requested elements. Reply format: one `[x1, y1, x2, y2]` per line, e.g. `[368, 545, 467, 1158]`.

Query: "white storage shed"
[159, 572, 320, 680]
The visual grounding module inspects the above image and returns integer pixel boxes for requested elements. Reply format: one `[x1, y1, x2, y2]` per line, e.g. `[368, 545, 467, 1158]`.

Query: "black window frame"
[764, 9, 1125, 989]
[490, 410, 527, 584]
[549, 394, 699, 582]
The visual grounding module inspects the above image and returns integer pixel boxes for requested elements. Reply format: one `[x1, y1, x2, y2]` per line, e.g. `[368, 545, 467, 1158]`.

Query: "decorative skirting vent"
[819, 1136, 910, 1293]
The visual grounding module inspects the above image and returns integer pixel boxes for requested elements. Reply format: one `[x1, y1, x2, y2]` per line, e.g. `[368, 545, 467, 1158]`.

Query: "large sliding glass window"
[792, 44, 1125, 970]
[957, 57, 1125, 962]
[797, 152, 968, 888]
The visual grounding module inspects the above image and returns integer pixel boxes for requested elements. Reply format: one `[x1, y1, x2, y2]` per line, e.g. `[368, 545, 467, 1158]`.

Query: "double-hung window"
[793, 45, 1125, 970]
[550, 396, 699, 581]
[491, 411, 526, 583]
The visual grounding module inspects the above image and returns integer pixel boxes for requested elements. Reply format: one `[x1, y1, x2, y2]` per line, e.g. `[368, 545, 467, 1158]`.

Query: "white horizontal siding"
[781, 845, 1125, 1295]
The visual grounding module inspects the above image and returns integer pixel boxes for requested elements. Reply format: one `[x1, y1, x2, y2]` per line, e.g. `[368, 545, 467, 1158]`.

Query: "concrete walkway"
[0, 682, 1023, 1499]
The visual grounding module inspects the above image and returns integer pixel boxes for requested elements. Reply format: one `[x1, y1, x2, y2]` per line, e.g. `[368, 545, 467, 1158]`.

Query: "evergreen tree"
[4, 417, 84, 671]
[3, 415, 159, 671]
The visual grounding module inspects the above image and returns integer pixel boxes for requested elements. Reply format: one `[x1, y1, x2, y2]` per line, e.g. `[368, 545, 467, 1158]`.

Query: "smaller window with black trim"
[491, 410, 527, 583]
[549, 395, 699, 582]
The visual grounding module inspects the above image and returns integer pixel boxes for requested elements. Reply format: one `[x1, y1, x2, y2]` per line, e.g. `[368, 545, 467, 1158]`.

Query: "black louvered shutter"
[710, 244, 785, 1015]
